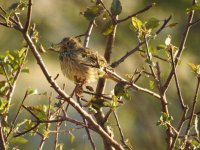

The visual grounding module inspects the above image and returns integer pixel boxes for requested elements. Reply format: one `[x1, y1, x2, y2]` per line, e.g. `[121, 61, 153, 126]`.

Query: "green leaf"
[145, 59, 155, 67]
[167, 22, 178, 28]
[11, 137, 28, 144]
[149, 80, 155, 90]
[83, 5, 104, 20]
[114, 82, 126, 97]
[27, 88, 38, 95]
[8, 2, 19, 11]
[28, 105, 48, 120]
[110, 0, 122, 15]
[186, 5, 200, 12]
[156, 44, 166, 50]
[101, 21, 114, 36]
[131, 17, 143, 32]
[124, 92, 131, 101]
[69, 132, 75, 143]
[21, 67, 29, 73]
[146, 18, 160, 29]
[88, 106, 97, 114]
[86, 86, 94, 92]
[188, 63, 200, 75]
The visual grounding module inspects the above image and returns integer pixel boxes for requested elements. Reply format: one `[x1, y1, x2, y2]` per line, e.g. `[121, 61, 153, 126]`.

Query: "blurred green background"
[0, 0, 200, 150]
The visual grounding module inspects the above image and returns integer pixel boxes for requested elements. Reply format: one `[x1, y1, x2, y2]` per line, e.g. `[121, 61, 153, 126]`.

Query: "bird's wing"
[77, 48, 107, 68]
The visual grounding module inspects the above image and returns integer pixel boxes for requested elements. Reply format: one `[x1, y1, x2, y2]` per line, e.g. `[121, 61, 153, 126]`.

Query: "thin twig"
[113, 111, 132, 150]
[13, 122, 40, 137]
[189, 18, 200, 26]
[169, 49, 186, 110]
[117, 3, 155, 24]
[184, 78, 200, 143]
[83, 20, 94, 47]
[76, 95, 96, 150]
[0, 62, 12, 89]
[162, 1, 195, 93]
[111, 16, 171, 68]
[6, 90, 29, 139]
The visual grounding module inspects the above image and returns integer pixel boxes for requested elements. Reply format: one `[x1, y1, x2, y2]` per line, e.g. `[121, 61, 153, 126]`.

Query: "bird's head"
[50, 37, 82, 52]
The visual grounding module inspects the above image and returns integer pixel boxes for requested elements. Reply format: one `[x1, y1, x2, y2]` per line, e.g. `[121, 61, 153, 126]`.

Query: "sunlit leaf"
[188, 63, 200, 75]
[69, 132, 75, 143]
[11, 137, 28, 144]
[167, 22, 178, 28]
[131, 17, 143, 32]
[156, 44, 166, 50]
[110, 0, 122, 15]
[149, 80, 155, 90]
[101, 21, 114, 35]
[27, 89, 38, 95]
[21, 67, 29, 73]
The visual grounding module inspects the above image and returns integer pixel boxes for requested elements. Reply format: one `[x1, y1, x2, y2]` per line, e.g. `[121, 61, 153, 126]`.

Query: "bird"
[50, 37, 107, 84]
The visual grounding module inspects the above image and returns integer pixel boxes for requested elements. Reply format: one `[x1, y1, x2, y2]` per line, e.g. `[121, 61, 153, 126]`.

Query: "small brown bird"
[51, 37, 107, 84]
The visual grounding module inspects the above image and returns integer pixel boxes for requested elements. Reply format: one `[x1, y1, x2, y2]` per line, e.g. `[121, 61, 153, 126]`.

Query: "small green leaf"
[69, 132, 75, 143]
[88, 106, 97, 114]
[11, 137, 28, 144]
[110, 0, 122, 15]
[124, 92, 131, 101]
[27, 89, 38, 95]
[101, 21, 114, 36]
[83, 5, 104, 20]
[146, 18, 160, 29]
[156, 44, 166, 50]
[114, 82, 126, 97]
[21, 67, 29, 73]
[145, 59, 155, 67]
[167, 22, 178, 28]
[188, 63, 200, 75]
[86, 86, 94, 92]
[54, 101, 62, 108]
[149, 80, 155, 90]
[131, 17, 143, 32]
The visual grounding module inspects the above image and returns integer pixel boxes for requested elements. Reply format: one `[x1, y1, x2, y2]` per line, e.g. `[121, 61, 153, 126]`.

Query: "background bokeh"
[0, 0, 200, 150]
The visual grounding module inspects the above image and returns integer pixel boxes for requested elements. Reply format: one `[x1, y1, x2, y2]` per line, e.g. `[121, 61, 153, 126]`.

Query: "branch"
[117, 3, 155, 24]
[24, 0, 32, 32]
[6, 90, 29, 139]
[184, 78, 200, 142]
[189, 18, 200, 26]
[169, 49, 186, 110]
[83, 21, 94, 47]
[111, 15, 171, 68]
[113, 111, 132, 150]
[111, 42, 144, 68]
[162, 1, 195, 93]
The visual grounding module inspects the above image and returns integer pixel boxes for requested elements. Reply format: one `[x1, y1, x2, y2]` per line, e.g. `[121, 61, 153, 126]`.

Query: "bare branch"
[184, 78, 200, 142]
[113, 111, 132, 150]
[24, 0, 32, 32]
[117, 3, 155, 24]
[169, 49, 186, 110]
[163, 2, 195, 92]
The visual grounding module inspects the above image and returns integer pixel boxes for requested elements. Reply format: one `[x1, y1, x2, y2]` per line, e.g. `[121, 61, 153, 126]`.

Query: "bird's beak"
[48, 42, 62, 52]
